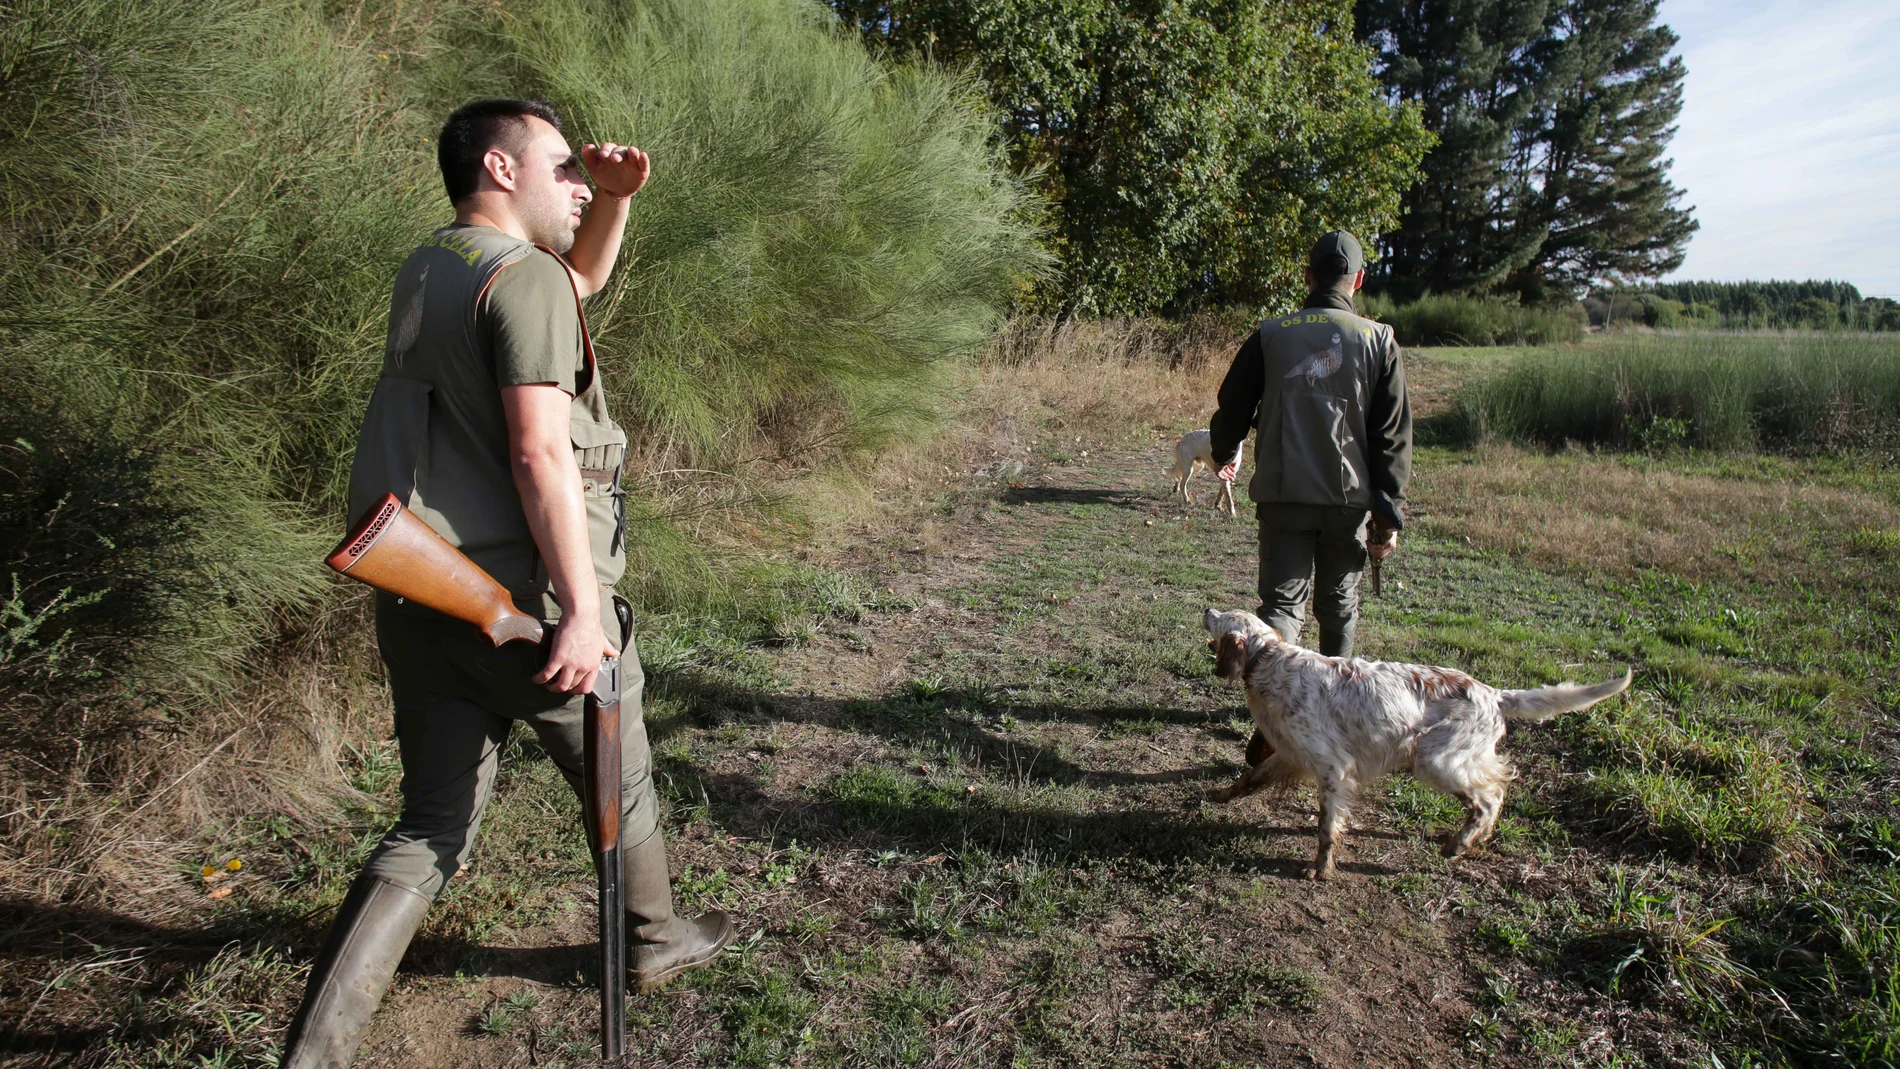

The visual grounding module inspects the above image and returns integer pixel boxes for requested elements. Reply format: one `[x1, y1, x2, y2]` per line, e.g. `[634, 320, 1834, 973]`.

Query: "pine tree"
[1355, 0, 1696, 301]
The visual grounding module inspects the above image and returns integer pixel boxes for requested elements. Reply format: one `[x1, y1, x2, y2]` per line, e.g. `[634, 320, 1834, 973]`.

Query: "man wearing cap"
[1207, 231, 1413, 765]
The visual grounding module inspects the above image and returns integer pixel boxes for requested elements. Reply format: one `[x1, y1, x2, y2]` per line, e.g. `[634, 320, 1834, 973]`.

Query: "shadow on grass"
[1413, 407, 1479, 448]
[1000, 486, 1147, 509]
[642, 673, 1356, 877]
[0, 896, 326, 1060]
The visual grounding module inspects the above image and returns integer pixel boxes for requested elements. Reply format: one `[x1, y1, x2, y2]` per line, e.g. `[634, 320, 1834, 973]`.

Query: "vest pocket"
[1278, 391, 1357, 504]
[570, 416, 629, 562]
[568, 416, 627, 489]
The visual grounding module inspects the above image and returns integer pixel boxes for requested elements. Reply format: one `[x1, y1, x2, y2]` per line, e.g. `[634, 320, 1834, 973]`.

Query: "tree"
[829, 1, 1434, 315]
[1354, 0, 1696, 302]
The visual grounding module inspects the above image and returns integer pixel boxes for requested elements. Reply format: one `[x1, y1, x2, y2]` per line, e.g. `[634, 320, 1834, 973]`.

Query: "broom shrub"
[0, 0, 1040, 775]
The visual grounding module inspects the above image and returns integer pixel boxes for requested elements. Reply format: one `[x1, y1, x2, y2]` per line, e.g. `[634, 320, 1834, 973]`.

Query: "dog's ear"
[1213, 631, 1250, 680]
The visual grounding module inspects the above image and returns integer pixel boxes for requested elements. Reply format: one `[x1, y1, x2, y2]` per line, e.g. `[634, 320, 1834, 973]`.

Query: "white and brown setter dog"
[1202, 608, 1630, 879]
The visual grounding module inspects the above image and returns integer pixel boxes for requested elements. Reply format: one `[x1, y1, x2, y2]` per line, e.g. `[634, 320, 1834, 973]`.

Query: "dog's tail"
[1499, 668, 1633, 723]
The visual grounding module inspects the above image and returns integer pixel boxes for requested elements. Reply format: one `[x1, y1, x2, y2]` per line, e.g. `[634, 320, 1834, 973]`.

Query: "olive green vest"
[1248, 306, 1393, 510]
[346, 225, 628, 620]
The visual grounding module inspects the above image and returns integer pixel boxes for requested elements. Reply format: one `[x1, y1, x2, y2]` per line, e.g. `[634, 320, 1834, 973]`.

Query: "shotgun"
[325, 492, 628, 1061]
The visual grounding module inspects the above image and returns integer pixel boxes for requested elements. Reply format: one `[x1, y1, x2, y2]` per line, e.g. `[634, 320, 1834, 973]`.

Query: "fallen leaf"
[207, 885, 234, 900]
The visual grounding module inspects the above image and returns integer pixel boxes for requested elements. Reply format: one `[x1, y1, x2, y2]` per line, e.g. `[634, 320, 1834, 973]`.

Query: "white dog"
[1169, 429, 1239, 517]
[1201, 608, 1630, 879]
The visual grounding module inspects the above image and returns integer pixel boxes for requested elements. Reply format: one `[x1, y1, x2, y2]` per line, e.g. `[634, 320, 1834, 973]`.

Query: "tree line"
[831, 0, 1697, 314]
[1600, 281, 1900, 331]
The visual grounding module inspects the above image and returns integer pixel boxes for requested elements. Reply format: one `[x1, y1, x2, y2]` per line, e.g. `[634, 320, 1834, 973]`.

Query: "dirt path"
[354, 429, 1546, 1069]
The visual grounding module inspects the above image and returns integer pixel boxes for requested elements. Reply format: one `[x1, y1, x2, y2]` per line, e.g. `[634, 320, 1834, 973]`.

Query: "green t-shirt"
[481, 234, 617, 454]
[346, 224, 628, 621]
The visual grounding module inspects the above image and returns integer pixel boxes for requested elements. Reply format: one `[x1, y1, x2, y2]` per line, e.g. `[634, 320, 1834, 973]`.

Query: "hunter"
[1209, 230, 1414, 765]
[281, 99, 732, 1068]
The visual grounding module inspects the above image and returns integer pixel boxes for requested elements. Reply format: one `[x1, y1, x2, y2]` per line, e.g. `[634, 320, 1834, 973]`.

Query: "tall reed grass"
[1462, 334, 1900, 452]
[1362, 292, 1585, 347]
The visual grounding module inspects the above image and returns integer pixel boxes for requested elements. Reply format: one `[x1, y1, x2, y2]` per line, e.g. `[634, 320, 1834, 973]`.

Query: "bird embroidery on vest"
[1285, 332, 1344, 386]
[388, 264, 428, 371]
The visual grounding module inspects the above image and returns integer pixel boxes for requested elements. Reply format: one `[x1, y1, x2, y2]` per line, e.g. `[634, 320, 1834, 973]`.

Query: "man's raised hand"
[582, 142, 650, 199]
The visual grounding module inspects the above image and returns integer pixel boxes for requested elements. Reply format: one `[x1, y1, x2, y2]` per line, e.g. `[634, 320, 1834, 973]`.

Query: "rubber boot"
[623, 830, 732, 992]
[279, 873, 431, 1069]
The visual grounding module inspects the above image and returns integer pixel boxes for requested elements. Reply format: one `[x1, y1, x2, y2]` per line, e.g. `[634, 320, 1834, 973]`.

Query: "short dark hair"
[1308, 264, 1355, 293]
[436, 98, 564, 203]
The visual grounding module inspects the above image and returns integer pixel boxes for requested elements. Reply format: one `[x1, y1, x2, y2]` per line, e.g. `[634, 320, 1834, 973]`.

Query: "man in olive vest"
[281, 99, 731, 1068]
[1208, 231, 1413, 762]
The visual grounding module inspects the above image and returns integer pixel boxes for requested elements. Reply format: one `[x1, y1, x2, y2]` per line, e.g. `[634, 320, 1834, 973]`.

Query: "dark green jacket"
[1208, 292, 1411, 512]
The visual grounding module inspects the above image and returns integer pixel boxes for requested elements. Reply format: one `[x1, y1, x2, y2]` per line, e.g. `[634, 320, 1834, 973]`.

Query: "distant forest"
[1597, 281, 1900, 331]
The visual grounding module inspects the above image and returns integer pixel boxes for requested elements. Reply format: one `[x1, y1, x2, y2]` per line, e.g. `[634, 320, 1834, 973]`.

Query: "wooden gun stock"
[325, 493, 544, 647]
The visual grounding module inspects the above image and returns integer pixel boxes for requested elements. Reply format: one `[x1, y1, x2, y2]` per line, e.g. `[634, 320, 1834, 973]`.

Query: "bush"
[1463, 334, 1900, 452]
[0, 0, 1038, 779]
[1639, 295, 1685, 329]
[1361, 292, 1584, 347]
[0, 0, 432, 729]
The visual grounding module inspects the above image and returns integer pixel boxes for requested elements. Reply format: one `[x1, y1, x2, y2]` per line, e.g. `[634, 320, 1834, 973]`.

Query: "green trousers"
[361, 596, 656, 899]
[1256, 504, 1369, 658]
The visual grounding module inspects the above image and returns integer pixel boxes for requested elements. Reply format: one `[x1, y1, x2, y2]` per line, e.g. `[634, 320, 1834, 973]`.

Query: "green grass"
[1464, 332, 1900, 452]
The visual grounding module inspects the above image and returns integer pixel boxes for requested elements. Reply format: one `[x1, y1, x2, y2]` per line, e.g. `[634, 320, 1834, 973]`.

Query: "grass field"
[4, 337, 1898, 1067]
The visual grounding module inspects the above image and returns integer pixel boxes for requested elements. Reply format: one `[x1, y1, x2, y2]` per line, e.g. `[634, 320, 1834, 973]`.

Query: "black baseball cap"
[1308, 230, 1364, 277]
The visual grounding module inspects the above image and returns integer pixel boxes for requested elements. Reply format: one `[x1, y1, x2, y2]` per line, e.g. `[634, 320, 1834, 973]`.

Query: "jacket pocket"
[345, 377, 432, 525]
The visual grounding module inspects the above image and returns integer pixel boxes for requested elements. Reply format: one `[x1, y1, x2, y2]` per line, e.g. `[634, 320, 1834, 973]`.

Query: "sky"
[1658, 0, 1900, 296]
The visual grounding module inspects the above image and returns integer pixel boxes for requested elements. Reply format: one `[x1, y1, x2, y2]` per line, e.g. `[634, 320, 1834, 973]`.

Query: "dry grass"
[1416, 446, 1900, 594]
[786, 314, 1241, 529]
[0, 606, 391, 914]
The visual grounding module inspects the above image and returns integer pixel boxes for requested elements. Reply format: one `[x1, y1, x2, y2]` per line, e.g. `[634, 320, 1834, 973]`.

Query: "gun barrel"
[586, 659, 627, 1058]
[326, 493, 545, 648]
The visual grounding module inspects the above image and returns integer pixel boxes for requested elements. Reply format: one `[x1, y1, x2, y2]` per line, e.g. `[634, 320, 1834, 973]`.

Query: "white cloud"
[1659, 0, 1900, 296]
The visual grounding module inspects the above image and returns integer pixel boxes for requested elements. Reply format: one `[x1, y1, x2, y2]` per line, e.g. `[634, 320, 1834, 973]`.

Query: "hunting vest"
[1248, 304, 1396, 511]
[346, 224, 628, 620]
